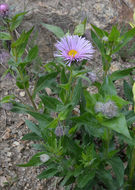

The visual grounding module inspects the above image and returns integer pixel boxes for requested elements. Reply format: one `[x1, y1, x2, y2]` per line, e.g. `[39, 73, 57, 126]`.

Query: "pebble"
[45, 87, 52, 95]
[19, 91, 25, 97]
[13, 141, 20, 146]
[2, 130, 11, 140]
[17, 145, 24, 153]
[0, 176, 8, 187]
[7, 152, 12, 157]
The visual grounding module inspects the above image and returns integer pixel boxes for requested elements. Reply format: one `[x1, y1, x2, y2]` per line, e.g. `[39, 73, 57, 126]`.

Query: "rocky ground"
[0, 0, 135, 189]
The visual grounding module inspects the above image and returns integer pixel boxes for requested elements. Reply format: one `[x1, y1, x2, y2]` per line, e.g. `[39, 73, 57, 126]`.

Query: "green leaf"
[12, 27, 34, 48]
[46, 118, 58, 129]
[102, 114, 131, 139]
[25, 120, 42, 137]
[84, 90, 96, 113]
[22, 132, 42, 140]
[74, 18, 87, 36]
[125, 110, 135, 127]
[58, 105, 73, 121]
[42, 23, 65, 38]
[108, 157, 124, 187]
[0, 32, 11, 40]
[27, 111, 52, 125]
[100, 75, 117, 96]
[33, 72, 57, 96]
[61, 68, 68, 84]
[60, 173, 74, 186]
[123, 80, 133, 102]
[97, 170, 116, 190]
[72, 78, 82, 106]
[11, 102, 33, 113]
[40, 95, 63, 111]
[111, 67, 135, 81]
[37, 168, 58, 179]
[12, 27, 34, 57]
[91, 24, 108, 38]
[77, 170, 95, 188]
[59, 83, 70, 90]
[91, 29, 105, 55]
[16, 75, 29, 89]
[10, 12, 26, 31]
[108, 26, 120, 42]
[71, 112, 100, 127]
[26, 45, 38, 62]
[18, 152, 45, 167]
[0, 95, 15, 103]
[112, 27, 135, 54]
[91, 29, 107, 69]
[71, 112, 103, 137]
[106, 95, 129, 109]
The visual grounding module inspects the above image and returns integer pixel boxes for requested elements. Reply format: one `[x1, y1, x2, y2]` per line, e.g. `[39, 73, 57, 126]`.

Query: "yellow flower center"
[68, 49, 78, 57]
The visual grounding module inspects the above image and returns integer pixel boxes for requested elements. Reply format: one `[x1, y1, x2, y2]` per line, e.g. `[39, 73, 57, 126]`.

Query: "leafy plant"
[1, 4, 135, 190]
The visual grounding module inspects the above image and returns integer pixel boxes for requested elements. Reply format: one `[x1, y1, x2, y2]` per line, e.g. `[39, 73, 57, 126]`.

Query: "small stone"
[0, 169, 3, 175]
[2, 130, 11, 140]
[4, 91, 8, 95]
[7, 152, 12, 157]
[40, 154, 50, 163]
[13, 141, 20, 146]
[0, 176, 8, 187]
[45, 88, 52, 95]
[17, 145, 24, 152]
[19, 91, 25, 97]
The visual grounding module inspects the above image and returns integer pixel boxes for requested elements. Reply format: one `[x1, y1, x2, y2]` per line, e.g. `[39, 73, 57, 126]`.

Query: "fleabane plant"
[1, 3, 135, 190]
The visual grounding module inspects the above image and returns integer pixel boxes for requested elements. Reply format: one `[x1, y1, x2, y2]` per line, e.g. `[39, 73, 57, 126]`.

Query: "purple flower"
[55, 126, 65, 137]
[0, 50, 10, 63]
[0, 3, 9, 17]
[5, 72, 14, 80]
[54, 35, 94, 66]
[1, 103, 13, 111]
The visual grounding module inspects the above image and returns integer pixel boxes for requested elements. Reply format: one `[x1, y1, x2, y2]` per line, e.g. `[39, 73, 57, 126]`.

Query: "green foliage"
[0, 32, 11, 40]
[1, 10, 135, 190]
[41, 23, 65, 38]
[123, 80, 133, 102]
[74, 18, 87, 36]
[10, 12, 27, 31]
[102, 114, 131, 139]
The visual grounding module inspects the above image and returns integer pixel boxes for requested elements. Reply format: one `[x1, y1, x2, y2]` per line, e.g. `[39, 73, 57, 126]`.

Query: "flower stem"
[25, 87, 37, 111]
[104, 128, 110, 159]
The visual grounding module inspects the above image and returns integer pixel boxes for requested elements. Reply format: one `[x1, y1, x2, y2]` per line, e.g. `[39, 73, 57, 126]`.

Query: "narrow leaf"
[42, 23, 65, 38]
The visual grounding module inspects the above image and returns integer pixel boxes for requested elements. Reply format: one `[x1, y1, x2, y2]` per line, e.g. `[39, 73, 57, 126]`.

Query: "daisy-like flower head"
[54, 35, 94, 66]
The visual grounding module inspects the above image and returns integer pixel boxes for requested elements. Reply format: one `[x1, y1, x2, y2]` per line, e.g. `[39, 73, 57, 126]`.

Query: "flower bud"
[1, 102, 13, 111]
[95, 102, 104, 113]
[103, 101, 118, 118]
[5, 72, 14, 80]
[55, 126, 65, 137]
[0, 4, 9, 18]
[40, 154, 50, 163]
